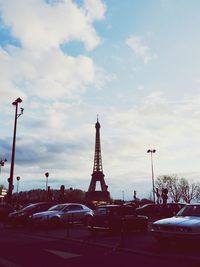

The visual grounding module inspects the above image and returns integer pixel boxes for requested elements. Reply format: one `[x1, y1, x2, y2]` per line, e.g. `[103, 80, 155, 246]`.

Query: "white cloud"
[0, 0, 107, 102]
[126, 35, 154, 64]
[84, 0, 106, 22]
[0, 46, 96, 101]
[0, 0, 105, 51]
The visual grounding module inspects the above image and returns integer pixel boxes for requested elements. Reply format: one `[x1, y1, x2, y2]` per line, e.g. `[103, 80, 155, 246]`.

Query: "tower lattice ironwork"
[86, 118, 110, 201]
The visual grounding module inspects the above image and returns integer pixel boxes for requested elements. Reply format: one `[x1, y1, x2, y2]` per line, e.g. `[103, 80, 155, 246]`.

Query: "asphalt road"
[0, 225, 200, 267]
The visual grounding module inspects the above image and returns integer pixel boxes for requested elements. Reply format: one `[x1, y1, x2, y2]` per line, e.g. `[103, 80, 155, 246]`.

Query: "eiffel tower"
[86, 117, 110, 202]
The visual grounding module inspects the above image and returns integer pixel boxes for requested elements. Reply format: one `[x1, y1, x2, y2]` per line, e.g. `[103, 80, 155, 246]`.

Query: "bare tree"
[155, 175, 200, 203]
[179, 178, 200, 203]
[155, 175, 182, 203]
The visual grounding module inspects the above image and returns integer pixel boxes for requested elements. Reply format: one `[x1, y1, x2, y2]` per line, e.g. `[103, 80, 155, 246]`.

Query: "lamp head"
[147, 149, 156, 153]
[12, 97, 22, 105]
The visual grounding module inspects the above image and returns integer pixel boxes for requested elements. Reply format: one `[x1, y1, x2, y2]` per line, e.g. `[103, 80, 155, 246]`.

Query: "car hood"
[32, 210, 59, 218]
[154, 216, 200, 227]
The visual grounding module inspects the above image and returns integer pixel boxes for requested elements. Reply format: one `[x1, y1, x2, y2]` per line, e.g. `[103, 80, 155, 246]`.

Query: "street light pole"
[147, 149, 156, 203]
[45, 172, 49, 201]
[45, 172, 49, 192]
[16, 176, 20, 194]
[7, 98, 23, 203]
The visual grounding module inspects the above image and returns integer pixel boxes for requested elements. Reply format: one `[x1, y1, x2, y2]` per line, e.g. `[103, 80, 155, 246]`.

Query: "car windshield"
[48, 204, 65, 211]
[176, 205, 200, 217]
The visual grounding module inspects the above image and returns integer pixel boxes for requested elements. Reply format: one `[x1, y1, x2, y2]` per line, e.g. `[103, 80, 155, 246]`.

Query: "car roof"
[97, 205, 124, 208]
[56, 203, 85, 206]
[185, 203, 200, 206]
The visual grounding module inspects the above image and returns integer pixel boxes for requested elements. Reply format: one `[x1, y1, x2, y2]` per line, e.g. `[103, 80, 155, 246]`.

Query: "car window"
[66, 205, 83, 211]
[94, 208, 107, 215]
[107, 208, 119, 215]
[117, 207, 133, 216]
[177, 205, 200, 217]
[48, 204, 65, 211]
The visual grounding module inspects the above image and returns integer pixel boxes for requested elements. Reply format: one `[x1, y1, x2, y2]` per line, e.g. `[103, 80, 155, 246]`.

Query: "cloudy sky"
[1, 0, 200, 200]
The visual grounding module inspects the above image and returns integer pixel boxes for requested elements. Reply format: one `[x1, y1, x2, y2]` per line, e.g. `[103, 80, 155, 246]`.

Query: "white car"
[30, 203, 93, 227]
[151, 204, 200, 243]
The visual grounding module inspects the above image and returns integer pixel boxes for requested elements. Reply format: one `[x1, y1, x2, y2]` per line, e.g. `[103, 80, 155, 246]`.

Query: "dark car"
[136, 204, 161, 220]
[160, 203, 185, 218]
[8, 202, 56, 226]
[88, 204, 148, 234]
[136, 203, 185, 220]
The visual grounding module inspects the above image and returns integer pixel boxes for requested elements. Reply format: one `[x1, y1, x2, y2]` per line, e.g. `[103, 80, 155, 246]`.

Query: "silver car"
[152, 204, 200, 244]
[30, 203, 93, 227]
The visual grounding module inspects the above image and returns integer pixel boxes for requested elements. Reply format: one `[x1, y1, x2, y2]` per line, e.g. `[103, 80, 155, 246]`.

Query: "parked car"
[88, 204, 148, 234]
[30, 203, 93, 227]
[0, 202, 15, 223]
[8, 202, 56, 226]
[136, 203, 185, 220]
[151, 203, 200, 244]
[160, 203, 185, 218]
[136, 204, 161, 220]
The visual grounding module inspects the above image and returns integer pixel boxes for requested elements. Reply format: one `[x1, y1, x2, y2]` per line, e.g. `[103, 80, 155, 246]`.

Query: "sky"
[1, 0, 200, 201]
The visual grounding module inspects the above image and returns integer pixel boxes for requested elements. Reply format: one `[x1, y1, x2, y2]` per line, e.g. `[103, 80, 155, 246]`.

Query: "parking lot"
[2, 222, 200, 265]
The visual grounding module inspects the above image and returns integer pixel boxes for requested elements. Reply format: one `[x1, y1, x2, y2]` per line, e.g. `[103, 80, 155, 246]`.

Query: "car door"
[93, 207, 109, 228]
[62, 204, 84, 223]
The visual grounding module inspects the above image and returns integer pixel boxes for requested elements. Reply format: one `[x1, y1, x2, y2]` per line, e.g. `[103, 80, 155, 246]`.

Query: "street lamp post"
[45, 172, 49, 192]
[45, 172, 49, 201]
[16, 176, 20, 194]
[147, 149, 156, 203]
[0, 158, 7, 174]
[7, 97, 24, 203]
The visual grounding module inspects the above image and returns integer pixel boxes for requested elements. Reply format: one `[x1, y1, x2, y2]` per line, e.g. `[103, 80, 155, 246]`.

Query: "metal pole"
[16, 176, 20, 194]
[7, 104, 18, 203]
[46, 176, 48, 191]
[45, 172, 49, 200]
[147, 149, 156, 203]
[7, 98, 23, 203]
[150, 152, 155, 203]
